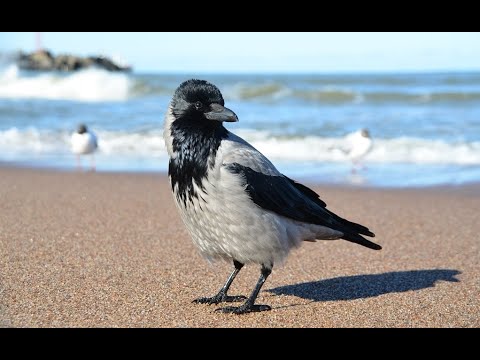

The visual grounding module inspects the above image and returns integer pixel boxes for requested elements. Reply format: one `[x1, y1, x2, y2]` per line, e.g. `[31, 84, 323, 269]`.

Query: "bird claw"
[215, 304, 271, 314]
[193, 294, 247, 305]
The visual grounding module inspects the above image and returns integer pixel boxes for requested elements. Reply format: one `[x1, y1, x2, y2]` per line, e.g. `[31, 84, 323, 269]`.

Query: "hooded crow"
[163, 79, 381, 314]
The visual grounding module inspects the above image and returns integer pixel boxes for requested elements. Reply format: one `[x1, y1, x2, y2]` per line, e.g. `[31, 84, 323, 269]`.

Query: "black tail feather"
[342, 232, 382, 250]
[287, 176, 376, 239]
[325, 208, 375, 237]
[332, 212, 380, 250]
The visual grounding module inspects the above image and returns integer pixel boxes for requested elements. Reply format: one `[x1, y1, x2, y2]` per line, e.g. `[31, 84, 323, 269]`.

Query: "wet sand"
[1, 166, 478, 327]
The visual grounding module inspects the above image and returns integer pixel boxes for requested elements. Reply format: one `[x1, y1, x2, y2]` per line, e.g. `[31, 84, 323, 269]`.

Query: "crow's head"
[170, 79, 238, 125]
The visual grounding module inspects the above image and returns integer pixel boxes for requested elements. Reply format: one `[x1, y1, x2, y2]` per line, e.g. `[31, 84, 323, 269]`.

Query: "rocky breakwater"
[16, 49, 132, 72]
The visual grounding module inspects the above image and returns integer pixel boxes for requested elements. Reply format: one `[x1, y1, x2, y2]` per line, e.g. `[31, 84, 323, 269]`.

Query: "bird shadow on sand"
[267, 269, 461, 302]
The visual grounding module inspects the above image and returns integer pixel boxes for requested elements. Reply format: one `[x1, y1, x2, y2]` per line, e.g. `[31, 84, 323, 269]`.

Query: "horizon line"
[132, 68, 480, 75]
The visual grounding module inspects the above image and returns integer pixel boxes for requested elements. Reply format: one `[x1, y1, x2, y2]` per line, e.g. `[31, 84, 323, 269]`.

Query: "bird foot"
[215, 303, 271, 314]
[193, 294, 247, 305]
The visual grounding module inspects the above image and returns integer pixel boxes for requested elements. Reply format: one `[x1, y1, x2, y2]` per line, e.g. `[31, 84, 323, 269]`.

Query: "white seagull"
[163, 79, 381, 314]
[71, 123, 98, 171]
[344, 128, 373, 172]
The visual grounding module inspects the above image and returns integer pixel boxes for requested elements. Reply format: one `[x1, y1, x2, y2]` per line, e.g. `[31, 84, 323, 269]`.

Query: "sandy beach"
[1, 166, 479, 328]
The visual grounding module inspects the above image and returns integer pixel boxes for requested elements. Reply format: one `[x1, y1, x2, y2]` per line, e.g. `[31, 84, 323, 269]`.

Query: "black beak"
[205, 103, 238, 123]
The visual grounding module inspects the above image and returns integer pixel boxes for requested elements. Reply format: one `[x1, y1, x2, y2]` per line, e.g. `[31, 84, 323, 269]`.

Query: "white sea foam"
[0, 65, 131, 102]
[1, 127, 479, 166]
[0, 127, 68, 154]
[243, 130, 480, 165]
[97, 130, 166, 157]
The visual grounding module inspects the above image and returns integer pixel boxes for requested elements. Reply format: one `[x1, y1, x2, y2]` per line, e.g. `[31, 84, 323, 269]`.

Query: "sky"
[1, 32, 479, 73]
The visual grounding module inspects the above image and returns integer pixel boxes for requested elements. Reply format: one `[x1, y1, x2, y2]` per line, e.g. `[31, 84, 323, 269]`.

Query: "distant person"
[71, 123, 98, 171]
[344, 128, 373, 173]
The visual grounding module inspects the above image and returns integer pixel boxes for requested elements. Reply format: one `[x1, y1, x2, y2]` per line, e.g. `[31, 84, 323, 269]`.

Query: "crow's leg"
[216, 264, 272, 314]
[193, 260, 247, 305]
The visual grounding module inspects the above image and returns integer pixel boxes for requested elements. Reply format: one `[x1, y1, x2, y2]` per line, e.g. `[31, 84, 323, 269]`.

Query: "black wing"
[226, 163, 380, 250]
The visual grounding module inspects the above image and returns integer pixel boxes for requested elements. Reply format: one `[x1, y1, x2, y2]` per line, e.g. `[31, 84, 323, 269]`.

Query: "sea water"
[1, 63, 479, 187]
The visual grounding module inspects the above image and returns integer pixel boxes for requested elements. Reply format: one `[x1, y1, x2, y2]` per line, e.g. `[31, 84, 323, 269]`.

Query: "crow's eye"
[194, 101, 203, 110]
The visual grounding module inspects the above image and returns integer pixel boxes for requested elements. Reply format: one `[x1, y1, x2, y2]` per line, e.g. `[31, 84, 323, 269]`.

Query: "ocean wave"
[0, 127, 167, 157]
[2, 67, 480, 105]
[294, 87, 361, 103]
[242, 131, 480, 165]
[2, 127, 479, 166]
[0, 127, 71, 158]
[223, 82, 291, 100]
[214, 82, 480, 104]
[129, 78, 173, 98]
[293, 89, 480, 104]
[0, 64, 131, 102]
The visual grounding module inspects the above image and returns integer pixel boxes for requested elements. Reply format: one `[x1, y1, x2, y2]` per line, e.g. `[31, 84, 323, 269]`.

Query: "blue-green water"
[1, 64, 480, 187]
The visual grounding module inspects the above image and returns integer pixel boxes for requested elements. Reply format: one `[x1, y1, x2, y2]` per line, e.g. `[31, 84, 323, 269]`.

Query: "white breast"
[346, 132, 372, 160]
[71, 132, 97, 155]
